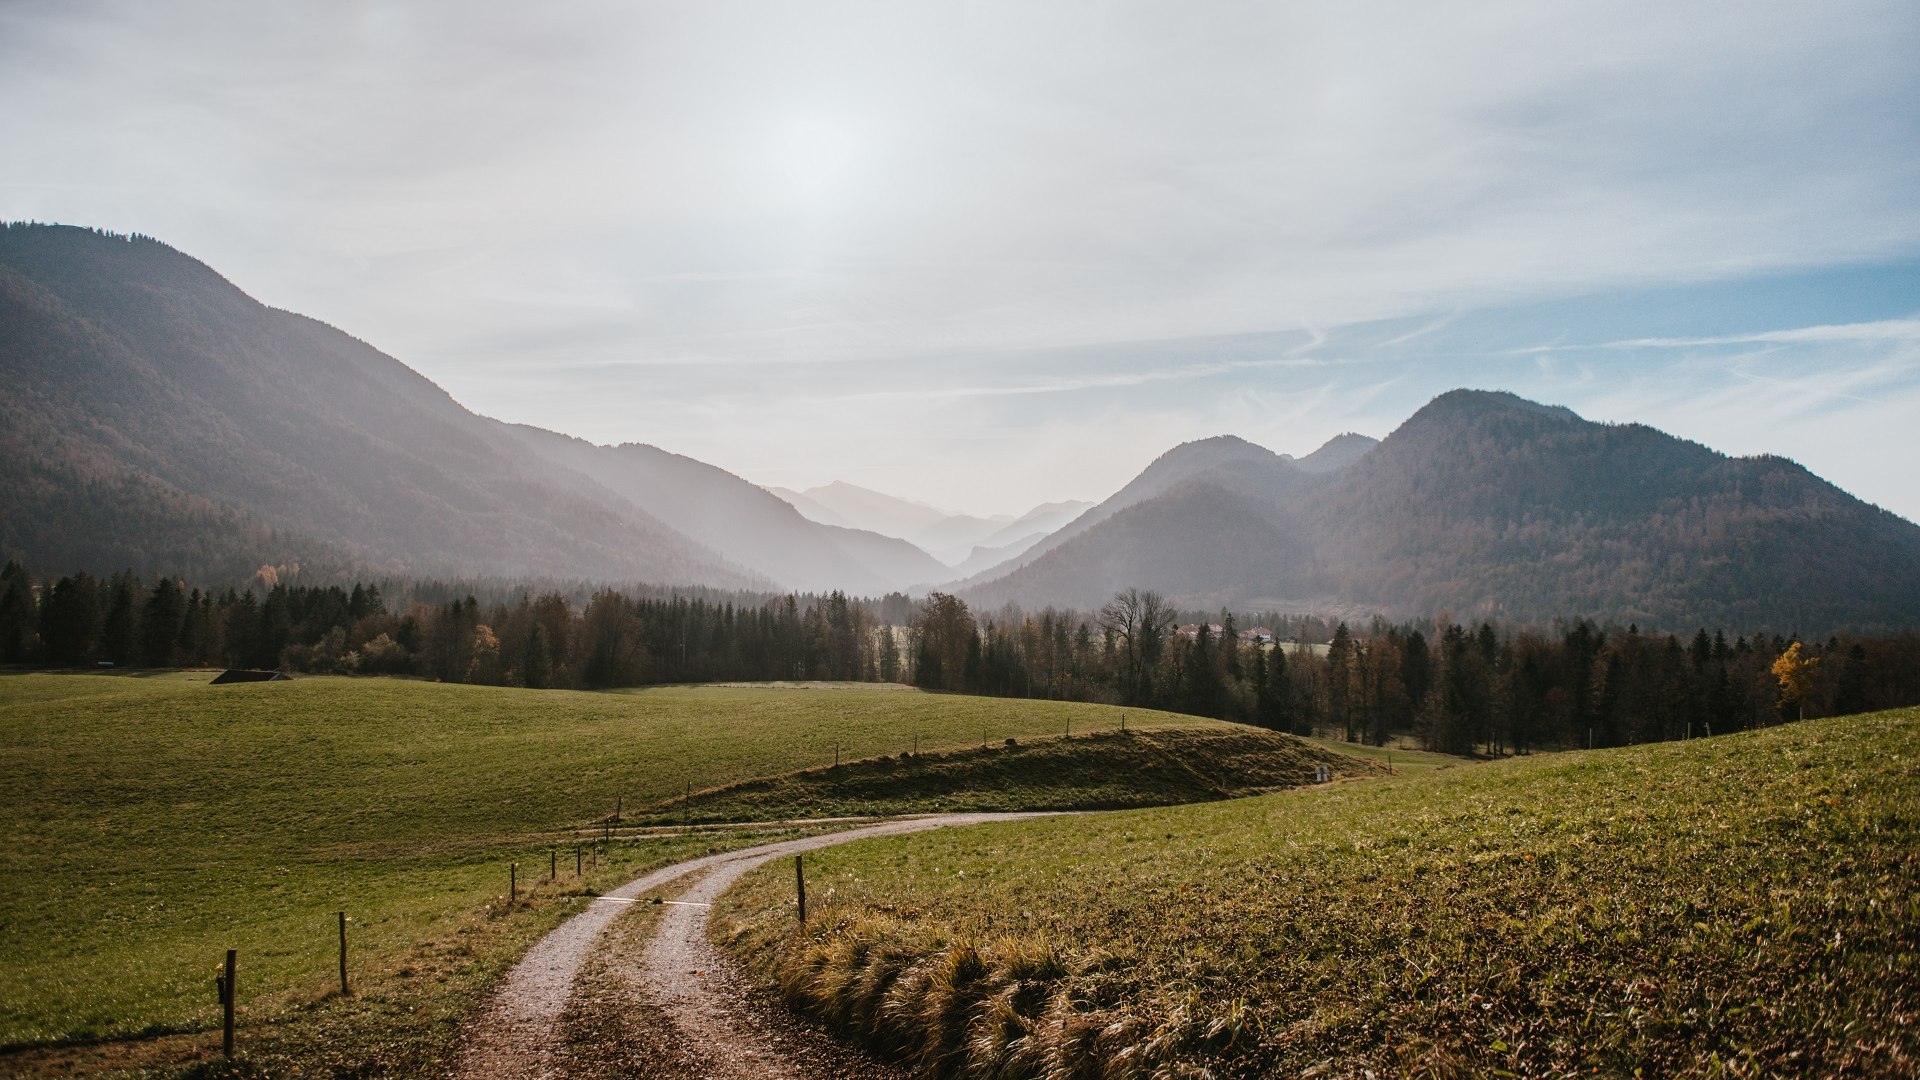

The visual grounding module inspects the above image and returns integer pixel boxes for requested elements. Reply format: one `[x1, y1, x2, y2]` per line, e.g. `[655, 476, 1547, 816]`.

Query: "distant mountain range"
[961, 392, 1920, 629]
[767, 482, 1092, 566]
[5, 223, 1917, 629]
[0, 224, 942, 593]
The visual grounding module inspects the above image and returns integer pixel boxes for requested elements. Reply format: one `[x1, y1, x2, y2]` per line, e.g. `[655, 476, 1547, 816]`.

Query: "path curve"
[448, 813, 1053, 1079]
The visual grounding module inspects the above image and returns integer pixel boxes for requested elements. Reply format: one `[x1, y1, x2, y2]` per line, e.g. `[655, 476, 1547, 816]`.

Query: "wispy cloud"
[3, 1, 1917, 517]
[1512, 318, 1920, 354]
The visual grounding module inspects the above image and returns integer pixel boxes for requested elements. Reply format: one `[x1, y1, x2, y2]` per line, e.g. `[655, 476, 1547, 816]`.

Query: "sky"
[3, 0, 1918, 520]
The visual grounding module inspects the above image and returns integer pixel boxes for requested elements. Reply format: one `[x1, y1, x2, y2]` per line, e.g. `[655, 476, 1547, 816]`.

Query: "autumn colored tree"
[1771, 641, 1819, 721]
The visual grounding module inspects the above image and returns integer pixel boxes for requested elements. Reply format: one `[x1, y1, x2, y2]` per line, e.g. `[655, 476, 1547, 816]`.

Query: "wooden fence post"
[338, 911, 350, 997]
[222, 948, 237, 1058]
[575, 847, 582, 877]
[510, 862, 517, 902]
[551, 850, 557, 882]
[795, 854, 807, 923]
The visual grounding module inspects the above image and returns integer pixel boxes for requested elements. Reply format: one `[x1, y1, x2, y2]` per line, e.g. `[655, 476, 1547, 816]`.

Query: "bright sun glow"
[770, 112, 865, 204]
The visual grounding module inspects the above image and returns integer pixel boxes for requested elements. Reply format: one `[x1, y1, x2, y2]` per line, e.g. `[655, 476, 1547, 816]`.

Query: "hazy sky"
[4, 1, 1918, 519]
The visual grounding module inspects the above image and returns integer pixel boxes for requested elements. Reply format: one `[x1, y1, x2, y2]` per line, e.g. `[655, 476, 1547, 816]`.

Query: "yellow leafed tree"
[1771, 641, 1819, 721]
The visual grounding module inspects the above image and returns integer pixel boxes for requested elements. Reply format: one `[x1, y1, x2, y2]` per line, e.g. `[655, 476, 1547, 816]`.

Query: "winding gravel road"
[448, 813, 1054, 1079]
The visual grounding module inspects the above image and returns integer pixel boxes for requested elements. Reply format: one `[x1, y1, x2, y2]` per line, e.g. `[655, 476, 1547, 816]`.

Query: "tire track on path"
[448, 813, 1054, 1079]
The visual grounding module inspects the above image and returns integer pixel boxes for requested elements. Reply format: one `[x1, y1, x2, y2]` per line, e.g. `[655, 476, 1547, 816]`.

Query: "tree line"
[0, 562, 907, 688]
[4, 561, 1915, 753]
[945, 588, 1919, 753]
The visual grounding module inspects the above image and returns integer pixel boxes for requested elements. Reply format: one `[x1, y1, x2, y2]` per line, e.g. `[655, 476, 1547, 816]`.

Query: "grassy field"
[0, 672, 1225, 1074]
[714, 709, 1920, 1078]
[1299, 735, 1460, 774]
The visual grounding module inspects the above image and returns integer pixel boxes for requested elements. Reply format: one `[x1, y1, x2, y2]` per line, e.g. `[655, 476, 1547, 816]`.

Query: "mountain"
[0, 223, 766, 585]
[0, 224, 967, 594]
[964, 391, 1920, 630]
[976, 499, 1096, 551]
[769, 481, 1079, 566]
[788, 481, 957, 540]
[766, 486, 857, 529]
[1294, 432, 1378, 473]
[942, 532, 1048, 580]
[910, 512, 1019, 564]
[948, 434, 1290, 591]
[497, 426, 950, 594]
[928, 500, 1100, 581]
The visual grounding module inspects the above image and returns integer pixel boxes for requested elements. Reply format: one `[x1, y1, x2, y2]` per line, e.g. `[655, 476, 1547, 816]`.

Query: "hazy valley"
[6, 223, 1918, 632]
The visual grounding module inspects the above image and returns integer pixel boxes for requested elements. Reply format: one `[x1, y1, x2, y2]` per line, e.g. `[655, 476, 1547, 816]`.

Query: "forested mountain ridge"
[0, 223, 757, 586]
[967, 390, 1920, 630]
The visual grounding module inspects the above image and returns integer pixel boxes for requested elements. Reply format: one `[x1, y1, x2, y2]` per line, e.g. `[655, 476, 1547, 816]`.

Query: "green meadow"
[0, 672, 1217, 1072]
[715, 709, 1920, 1078]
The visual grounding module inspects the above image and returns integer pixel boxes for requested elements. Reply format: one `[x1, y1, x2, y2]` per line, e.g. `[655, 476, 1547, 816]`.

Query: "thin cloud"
[1511, 318, 1920, 354]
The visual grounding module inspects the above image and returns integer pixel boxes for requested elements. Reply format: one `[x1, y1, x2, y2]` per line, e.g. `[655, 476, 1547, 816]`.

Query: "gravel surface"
[449, 814, 1053, 1079]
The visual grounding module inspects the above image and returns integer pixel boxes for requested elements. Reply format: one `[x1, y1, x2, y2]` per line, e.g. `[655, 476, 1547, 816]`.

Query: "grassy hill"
[714, 709, 1920, 1078]
[0, 673, 1244, 1073]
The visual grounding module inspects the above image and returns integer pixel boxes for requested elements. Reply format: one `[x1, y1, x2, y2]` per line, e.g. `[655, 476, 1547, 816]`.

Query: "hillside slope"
[0, 223, 751, 585]
[717, 709, 1920, 1078]
[952, 434, 1291, 592]
[966, 390, 1920, 629]
[500, 424, 947, 593]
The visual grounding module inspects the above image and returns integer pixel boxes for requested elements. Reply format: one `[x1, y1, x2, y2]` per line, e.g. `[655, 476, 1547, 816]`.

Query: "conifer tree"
[1257, 643, 1293, 732]
[521, 622, 553, 690]
[102, 572, 142, 666]
[0, 561, 35, 663]
[141, 577, 186, 667]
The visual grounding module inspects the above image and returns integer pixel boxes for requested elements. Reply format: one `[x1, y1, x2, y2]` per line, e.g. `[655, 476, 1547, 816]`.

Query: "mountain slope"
[499, 425, 948, 594]
[951, 434, 1287, 591]
[1295, 432, 1378, 473]
[910, 511, 1019, 564]
[766, 486, 857, 529]
[943, 532, 1048, 580]
[967, 390, 1920, 629]
[795, 481, 955, 539]
[976, 499, 1095, 551]
[0, 223, 751, 585]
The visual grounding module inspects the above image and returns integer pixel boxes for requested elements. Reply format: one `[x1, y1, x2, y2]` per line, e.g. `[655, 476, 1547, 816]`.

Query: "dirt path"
[448, 813, 1052, 1079]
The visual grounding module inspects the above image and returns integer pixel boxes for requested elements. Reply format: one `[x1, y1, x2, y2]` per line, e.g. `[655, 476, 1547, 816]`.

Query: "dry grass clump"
[752, 913, 1258, 1078]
